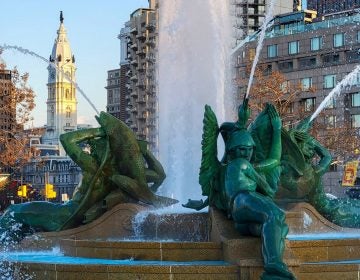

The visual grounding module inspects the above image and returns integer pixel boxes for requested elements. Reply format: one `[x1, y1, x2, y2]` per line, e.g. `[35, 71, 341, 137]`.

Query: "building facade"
[105, 69, 122, 120]
[234, 11, 360, 196]
[0, 70, 14, 132]
[231, 0, 293, 43]
[304, 0, 360, 16]
[119, 6, 158, 153]
[22, 12, 81, 202]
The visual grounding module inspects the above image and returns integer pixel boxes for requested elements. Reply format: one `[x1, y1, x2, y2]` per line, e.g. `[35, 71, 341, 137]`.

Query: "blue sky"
[0, 0, 148, 127]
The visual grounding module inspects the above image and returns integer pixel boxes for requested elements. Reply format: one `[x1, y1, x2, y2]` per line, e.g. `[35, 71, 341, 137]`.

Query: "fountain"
[1, 2, 360, 280]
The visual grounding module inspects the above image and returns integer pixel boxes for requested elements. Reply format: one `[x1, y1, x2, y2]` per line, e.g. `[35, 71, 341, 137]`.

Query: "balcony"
[130, 59, 138, 66]
[136, 48, 145, 56]
[136, 81, 145, 89]
[145, 56, 155, 63]
[130, 91, 138, 98]
[137, 112, 147, 120]
[146, 120, 156, 127]
[125, 70, 132, 77]
[145, 22, 156, 30]
[145, 39, 156, 47]
[136, 33, 146, 40]
[130, 75, 138, 81]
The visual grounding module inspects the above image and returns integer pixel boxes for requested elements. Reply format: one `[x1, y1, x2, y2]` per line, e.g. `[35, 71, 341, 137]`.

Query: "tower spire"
[60, 11, 64, 23]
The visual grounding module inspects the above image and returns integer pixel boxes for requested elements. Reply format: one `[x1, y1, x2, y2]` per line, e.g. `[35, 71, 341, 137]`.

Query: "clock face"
[50, 70, 55, 80]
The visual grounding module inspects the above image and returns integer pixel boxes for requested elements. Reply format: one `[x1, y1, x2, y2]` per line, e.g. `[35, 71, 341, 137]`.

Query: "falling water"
[158, 0, 233, 202]
[0, 44, 99, 115]
[310, 65, 360, 122]
[245, 0, 276, 98]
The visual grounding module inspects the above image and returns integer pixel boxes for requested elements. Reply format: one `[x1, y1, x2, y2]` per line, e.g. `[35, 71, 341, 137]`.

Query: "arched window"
[66, 106, 71, 118]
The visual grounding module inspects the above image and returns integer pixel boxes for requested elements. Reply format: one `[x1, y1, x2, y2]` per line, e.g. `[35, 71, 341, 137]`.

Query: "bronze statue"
[0, 112, 177, 236]
[184, 100, 295, 280]
[279, 118, 360, 228]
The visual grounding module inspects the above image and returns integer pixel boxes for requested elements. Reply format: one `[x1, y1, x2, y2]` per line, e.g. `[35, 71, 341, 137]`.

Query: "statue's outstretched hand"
[268, 104, 281, 130]
[182, 199, 207, 211]
[237, 98, 251, 128]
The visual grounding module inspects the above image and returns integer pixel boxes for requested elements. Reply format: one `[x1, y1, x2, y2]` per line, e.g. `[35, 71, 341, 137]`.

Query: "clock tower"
[43, 11, 77, 154]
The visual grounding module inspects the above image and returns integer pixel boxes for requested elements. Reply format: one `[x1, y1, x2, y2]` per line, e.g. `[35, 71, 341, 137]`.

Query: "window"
[303, 97, 316, 112]
[280, 81, 290, 93]
[333, 33, 344, 48]
[352, 92, 360, 107]
[66, 106, 71, 118]
[326, 98, 336, 109]
[288, 41, 299, 55]
[310, 37, 322, 51]
[249, 48, 256, 61]
[267, 44, 278, 58]
[323, 54, 340, 65]
[278, 61, 293, 72]
[299, 57, 316, 68]
[285, 102, 294, 114]
[301, 77, 312, 91]
[353, 73, 360, 86]
[351, 114, 360, 128]
[325, 115, 336, 129]
[329, 162, 338, 172]
[357, 31, 360, 43]
[324, 74, 336, 89]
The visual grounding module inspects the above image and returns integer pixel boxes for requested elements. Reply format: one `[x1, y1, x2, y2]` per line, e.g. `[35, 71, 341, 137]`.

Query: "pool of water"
[287, 232, 360, 241]
[1, 249, 229, 266]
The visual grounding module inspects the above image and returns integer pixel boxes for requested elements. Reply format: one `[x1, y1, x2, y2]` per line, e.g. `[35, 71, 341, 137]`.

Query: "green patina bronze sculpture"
[0, 112, 177, 236]
[278, 118, 360, 228]
[184, 100, 295, 280]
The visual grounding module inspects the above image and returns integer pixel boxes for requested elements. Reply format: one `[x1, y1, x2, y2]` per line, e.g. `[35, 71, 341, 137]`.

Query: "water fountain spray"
[245, 0, 276, 99]
[0, 44, 99, 115]
[310, 65, 360, 122]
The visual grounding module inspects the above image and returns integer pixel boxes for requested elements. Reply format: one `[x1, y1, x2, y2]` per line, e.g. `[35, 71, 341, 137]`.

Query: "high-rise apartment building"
[231, 0, 293, 42]
[119, 6, 158, 153]
[0, 70, 14, 131]
[105, 69, 121, 120]
[234, 11, 360, 195]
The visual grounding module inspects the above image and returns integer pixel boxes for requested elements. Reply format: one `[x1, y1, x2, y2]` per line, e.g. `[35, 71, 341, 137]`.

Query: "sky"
[0, 0, 148, 127]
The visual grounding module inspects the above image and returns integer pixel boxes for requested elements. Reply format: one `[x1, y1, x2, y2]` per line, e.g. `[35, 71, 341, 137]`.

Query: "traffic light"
[45, 184, 57, 199]
[17, 185, 27, 198]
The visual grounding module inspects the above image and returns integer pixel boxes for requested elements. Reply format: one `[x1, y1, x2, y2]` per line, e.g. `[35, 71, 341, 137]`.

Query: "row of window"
[267, 32, 349, 58]
[281, 73, 359, 92]
[301, 92, 360, 111]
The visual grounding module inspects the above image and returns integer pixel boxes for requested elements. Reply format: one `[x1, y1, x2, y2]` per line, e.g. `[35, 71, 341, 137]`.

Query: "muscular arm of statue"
[312, 138, 332, 175]
[138, 140, 166, 192]
[60, 127, 105, 173]
[254, 105, 281, 173]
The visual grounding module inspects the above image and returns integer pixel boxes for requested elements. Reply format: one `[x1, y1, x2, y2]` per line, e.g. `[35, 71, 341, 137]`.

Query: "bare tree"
[236, 64, 360, 161]
[0, 56, 37, 170]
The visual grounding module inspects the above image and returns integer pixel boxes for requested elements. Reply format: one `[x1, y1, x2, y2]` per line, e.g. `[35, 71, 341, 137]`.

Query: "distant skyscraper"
[231, 0, 293, 42]
[115, 5, 158, 154]
[0, 69, 14, 132]
[105, 69, 122, 120]
[304, 0, 360, 16]
[42, 11, 77, 154]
